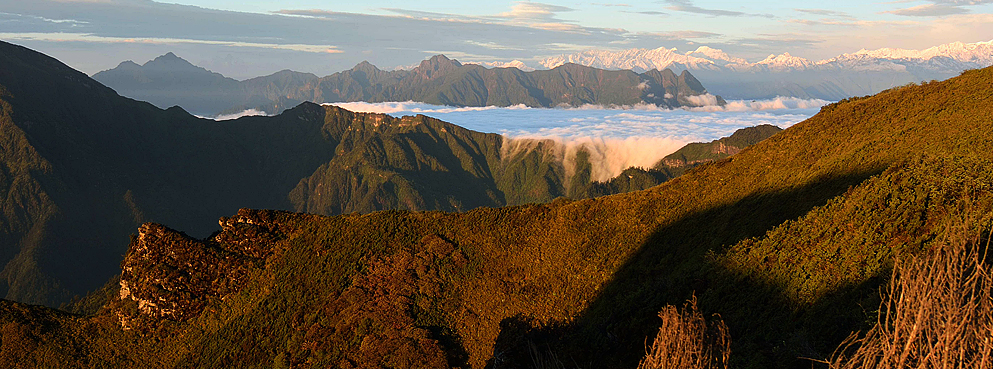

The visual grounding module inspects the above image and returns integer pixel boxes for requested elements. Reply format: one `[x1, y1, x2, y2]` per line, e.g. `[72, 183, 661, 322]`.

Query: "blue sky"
[1, 0, 991, 79]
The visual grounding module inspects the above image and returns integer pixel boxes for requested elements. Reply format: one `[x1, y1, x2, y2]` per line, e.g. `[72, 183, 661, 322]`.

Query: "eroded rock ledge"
[115, 209, 288, 328]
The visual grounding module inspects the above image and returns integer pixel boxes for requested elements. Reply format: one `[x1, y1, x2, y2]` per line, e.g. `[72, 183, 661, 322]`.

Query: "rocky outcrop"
[115, 209, 288, 328]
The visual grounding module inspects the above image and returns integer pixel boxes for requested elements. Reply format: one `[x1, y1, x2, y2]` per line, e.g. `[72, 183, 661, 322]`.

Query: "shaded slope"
[3, 66, 992, 368]
[0, 40, 340, 304]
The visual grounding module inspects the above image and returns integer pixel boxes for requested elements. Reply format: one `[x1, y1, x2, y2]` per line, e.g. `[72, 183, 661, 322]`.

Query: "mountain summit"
[92, 52, 241, 114]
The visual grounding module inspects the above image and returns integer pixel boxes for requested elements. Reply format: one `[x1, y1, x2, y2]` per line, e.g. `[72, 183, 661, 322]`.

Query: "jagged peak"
[353, 60, 376, 69]
[116, 60, 141, 69]
[420, 54, 462, 68]
[349, 60, 384, 76]
[151, 52, 183, 62]
[144, 52, 197, 68]
[411, 55, 464, 78]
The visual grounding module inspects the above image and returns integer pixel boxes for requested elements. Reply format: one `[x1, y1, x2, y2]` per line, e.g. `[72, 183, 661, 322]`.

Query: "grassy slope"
[4, 68, 992, 369]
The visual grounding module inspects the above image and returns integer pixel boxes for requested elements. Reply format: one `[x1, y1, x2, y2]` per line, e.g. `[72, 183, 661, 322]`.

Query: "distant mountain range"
[531, 40, 993, 100]
[0, 41, 761, 306]
[93, 54, 720, 117]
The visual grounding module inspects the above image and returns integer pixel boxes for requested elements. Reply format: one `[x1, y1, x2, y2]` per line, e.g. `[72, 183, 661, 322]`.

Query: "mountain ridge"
[538, 39, 993, 74]
[532, 39, 993, 100]
[93, 53, 722, 116]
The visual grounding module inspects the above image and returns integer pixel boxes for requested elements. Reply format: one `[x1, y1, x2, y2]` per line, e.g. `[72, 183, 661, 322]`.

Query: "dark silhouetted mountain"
[94, 53, 724, 116]
[91, 52, 244, 115]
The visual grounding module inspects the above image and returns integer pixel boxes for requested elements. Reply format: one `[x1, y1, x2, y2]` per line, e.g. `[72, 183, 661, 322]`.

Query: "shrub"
[828, 219, 993, 369]
[638, 295, 730, 369]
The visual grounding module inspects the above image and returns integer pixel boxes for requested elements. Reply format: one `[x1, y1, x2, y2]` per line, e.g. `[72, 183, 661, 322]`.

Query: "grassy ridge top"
[4, 67, 992, 369]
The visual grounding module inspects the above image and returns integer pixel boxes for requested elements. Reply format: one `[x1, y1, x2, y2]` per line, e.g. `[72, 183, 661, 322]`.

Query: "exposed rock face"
[116, 209, 287, 328]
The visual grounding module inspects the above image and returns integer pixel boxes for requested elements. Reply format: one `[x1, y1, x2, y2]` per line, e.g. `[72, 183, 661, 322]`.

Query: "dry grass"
[828, 219, 993, 369]
[637, 295, 730, 369]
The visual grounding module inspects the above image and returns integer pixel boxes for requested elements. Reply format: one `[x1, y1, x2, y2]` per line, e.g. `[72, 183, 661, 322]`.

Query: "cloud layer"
[328, 100, 822, 180]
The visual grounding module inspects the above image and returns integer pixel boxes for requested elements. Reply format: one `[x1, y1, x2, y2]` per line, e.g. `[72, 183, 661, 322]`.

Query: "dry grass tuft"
[829, 219, 993, 369]
[637, 295, 730, 369]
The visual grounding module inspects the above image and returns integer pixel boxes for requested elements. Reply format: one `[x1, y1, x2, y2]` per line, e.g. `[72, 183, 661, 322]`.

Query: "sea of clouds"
[202, 98, 828, 182]
[330, 98, 828, 181]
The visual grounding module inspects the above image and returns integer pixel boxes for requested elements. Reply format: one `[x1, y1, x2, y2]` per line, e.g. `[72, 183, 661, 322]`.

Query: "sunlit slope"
[4, 68, 991, 369]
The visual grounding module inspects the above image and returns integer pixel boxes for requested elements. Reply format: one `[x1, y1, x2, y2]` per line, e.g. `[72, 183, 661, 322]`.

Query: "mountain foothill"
[1, 38, 992, 369]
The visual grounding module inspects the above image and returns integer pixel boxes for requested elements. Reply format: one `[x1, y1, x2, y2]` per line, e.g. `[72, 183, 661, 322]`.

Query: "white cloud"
[497, 2, 574, 21]
[0, 32, 344, 53]
[328, 100, 818, 180]
[884, 4, 970, 16]
[687, 97, 831, 112]
[197, 109, 269, 121]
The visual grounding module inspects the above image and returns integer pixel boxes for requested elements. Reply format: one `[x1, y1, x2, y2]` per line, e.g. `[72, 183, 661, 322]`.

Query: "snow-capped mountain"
[844, 40, 993, 65]
[464, 60, 535, 72]
[536, 40, 992, 74]
[539, 46, 723, 71]
[522, 40, 993, 100]
[686, 46, 748, 66]
[755, 52, 815, 72]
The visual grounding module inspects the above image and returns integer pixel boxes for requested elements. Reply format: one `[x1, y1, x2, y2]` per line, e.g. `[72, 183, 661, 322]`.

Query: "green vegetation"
[5, 43, 993, 369]
[827, 212, 993, 369]
[94, 54, 721, 116]
[658, 124, 783, 168]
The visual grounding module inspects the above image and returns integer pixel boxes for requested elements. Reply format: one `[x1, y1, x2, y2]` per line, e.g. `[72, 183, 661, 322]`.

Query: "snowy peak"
[686, 46, 747, 65]
[464, 60, 535, 72]
[843, 40, 993, 65]
[538, 47, 718, 72]
[531, 39, 993, 75]
[756, 52, 814, 71]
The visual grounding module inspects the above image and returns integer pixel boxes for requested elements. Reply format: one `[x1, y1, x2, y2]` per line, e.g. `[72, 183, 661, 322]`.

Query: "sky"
[1, 0, 992, 79]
